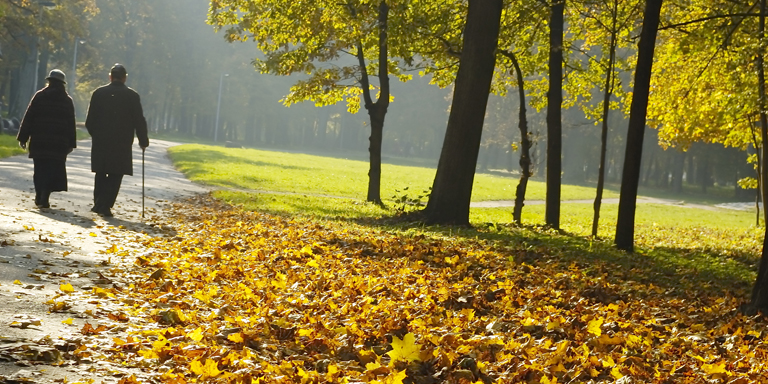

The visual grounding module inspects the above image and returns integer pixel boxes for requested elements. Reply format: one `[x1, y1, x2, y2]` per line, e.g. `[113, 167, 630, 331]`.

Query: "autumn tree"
[208, 0, 420, 204]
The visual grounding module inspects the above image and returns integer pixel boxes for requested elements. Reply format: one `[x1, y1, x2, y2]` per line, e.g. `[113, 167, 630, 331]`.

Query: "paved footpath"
[0, 139, 207, 383]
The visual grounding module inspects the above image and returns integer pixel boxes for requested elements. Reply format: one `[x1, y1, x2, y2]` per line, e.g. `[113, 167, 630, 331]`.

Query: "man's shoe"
[91, 205, 100, 213]
[98, 209, 113, 217]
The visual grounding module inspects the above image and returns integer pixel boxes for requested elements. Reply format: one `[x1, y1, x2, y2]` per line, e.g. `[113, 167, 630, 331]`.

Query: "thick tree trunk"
[761, 3, 768, 227]
[502, 51, 532, 224]
[746, 0, 768, 315]
[545, 0, 565, 229]
[592, 9, 617, 238]
[614, 0, 663, 252]
[424, 0, 503, 225]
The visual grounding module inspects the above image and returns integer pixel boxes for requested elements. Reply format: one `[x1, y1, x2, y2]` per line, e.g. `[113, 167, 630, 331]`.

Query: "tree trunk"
[671, 150, 685, 193]
[502, 51, 532, 224]
[423, 0, 503, 225]
[10, 39, 37, 119]
[38, 45, 50, 91]
[357, 0, 390, 204]
[592, 6, 617, 238]
[545, 0, 565, 229]
[760, 0, 768, 227]
[614, 0, 663, 252]
[745, 0, 768, 315]
[699, 154, 710, 193]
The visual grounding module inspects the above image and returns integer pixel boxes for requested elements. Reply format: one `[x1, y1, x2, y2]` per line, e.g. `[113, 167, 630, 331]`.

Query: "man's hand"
[18, 141, 26, 150]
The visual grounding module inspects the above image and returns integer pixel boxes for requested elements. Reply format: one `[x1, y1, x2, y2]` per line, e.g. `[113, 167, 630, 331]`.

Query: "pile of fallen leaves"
[66, 196, 768, 383]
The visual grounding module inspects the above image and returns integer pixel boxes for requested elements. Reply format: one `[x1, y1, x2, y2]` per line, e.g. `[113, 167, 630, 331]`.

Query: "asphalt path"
[0, 138, 207, 383]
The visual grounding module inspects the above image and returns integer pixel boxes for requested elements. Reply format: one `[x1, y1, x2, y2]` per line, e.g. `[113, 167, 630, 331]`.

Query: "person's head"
[109, 64, 127, 83]
[45, 69, 66, 87]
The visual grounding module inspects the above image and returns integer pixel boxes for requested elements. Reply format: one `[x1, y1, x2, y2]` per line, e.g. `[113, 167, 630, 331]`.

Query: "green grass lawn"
[169, 144, 612, 202]
[0, 129, 90, 159]
[0, 134, 25, 158]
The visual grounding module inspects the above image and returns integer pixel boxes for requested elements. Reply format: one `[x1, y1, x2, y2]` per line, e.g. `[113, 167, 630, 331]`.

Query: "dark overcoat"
[85, 81, 149, 176]
[16, 83, 77, 159]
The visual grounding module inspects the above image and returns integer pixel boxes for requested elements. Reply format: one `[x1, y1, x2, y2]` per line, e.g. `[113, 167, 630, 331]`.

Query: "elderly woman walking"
[16, 69, 77, 208]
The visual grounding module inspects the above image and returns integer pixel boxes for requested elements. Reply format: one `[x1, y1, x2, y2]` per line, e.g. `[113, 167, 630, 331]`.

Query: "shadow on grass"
[349, 215, 757, 303]
[221, 190, 757, 304]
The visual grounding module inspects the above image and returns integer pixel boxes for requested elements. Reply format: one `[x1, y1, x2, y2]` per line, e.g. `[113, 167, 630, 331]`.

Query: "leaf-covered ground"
[68, 196, 768, 383]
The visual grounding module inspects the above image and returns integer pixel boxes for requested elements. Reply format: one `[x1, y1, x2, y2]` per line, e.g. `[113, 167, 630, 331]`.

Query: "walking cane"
[141, 148, 145, 219]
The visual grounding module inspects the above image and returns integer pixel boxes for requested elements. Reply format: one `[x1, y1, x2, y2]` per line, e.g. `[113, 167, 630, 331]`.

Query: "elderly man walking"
[85, 64, 149, 217]
[16, 69, 77, 208]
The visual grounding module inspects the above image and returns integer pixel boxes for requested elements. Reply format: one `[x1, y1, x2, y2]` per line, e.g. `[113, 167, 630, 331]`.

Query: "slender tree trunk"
[592, 4, 617, 238]
[424, 0, 503, 225]
[614, 0, 663, 252]
[546, 0, 565, 229]
[502, 51, 532, 224]
[746, 0, 768, 315]
[354, 1, 390, 204]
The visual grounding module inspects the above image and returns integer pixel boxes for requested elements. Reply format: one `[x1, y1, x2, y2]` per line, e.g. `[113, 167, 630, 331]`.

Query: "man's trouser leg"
[104, 173, 124, 208]
[94, 173, 123, 210]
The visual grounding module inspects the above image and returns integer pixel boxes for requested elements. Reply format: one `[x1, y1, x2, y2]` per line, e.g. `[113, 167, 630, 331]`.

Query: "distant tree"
[208, 0, 420, 204]
[499, 50, 533, 224]
[615, 0, 664, 252]
[0, 0, 96, 118]
[423, 0, 503, 225]
[564, 0, 642, 237]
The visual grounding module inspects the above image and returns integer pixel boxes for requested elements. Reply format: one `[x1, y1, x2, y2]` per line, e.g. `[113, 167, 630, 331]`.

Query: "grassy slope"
[168, 144, 612, 202]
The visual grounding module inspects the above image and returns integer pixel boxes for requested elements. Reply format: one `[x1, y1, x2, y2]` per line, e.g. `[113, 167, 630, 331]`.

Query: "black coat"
[16, 82, 76, 160]
[85, 81, 149, 175]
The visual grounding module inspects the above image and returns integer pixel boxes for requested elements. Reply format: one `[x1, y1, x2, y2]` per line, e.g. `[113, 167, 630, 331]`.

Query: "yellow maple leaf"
[228, 333, 244, 343]
[191, 359, 222, 378]
[13, 280, 22, 285]
[60, 283, 75, 293]
[602, 355, 615, 368]
[62, 318, 74, 325]
[373, 370, 406, 384]
[611, 366, 624, 380]
[701, 361, 729, 378]
[387, 333, 421, 364]
[202, 359, 222, 378]
[188, 327, 204, 342]
[190, 360, 204, 375]
[587, 318, 603, 337]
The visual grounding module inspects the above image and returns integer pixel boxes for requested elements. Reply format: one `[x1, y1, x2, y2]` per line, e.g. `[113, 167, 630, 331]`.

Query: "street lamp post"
[31, 1, 56, 95]
[70, 38, 85, 95]
[214, 73, 229, 143]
